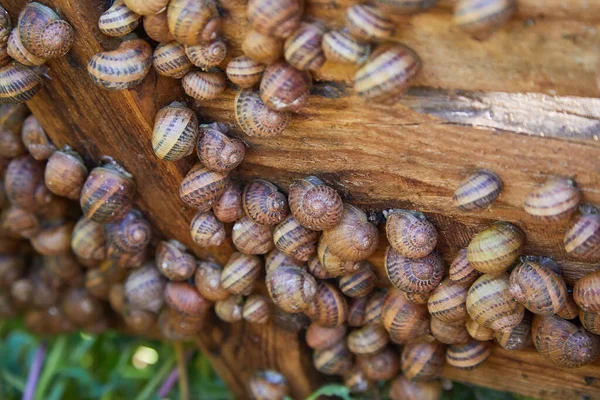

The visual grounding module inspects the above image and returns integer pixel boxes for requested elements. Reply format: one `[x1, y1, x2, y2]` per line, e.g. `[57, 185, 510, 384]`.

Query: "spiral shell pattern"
[71, 216, 106, 261]
[495, 312, 533, 350]
[243, 294, 271, 324]
[347, 324, 389, 355]
[194, 260, 229, 301]
[265, 248, 304, 274]
[466, 319, 494, 341]
[305, 281, 348, 328]
[164, 282, 211, 318]
[524, 177, 581, 222]
[313, 341, 353, 376]
[347, 296, 368, 327]
[386, 210, 437, 258]
[156, 240, 196, 281]
[431, 318, 469, 345]
[7, 29, 45, 66]
[123, 0, 169, 16]
[288, 176, 343, 231]
[273, 215, 319, 262]
[185, 39, 227, 69]
[427, 279, 469, 323]
[260, 61, 311, 112]
[317, 236, 359, 277]
[0, 63, 43, 103]
[357, 346, 400, 381]
[18, 2, 74, 58]
[104, 209, 151, 254]
[449, 248, 480, 285]
[235, 88, 291, 138]
[247, 0, 302, 39]
[385, 247, 445, 293]
[364, 290, 386, 326]
[573, 270, 600, 313]
[167, 0, 221, 45]
[212, 181, 244, 223]
[283, 22, 326, 71]
[143, 11, 173, 42]
[454, 0, 516, 40]
[243, 179, 289, 226]
[226, 57, 265, 88]
[242, 30, 284, 65]
[306, 323, 347, 350]
[564, 210, 600, 260]
[382, 288, 430, 343]
[196, 126, 245, 173]
[339, 261, 377, 298]
[182, 70, 226, 100]
[88, 39, 152, 90]
[323, 204, 379, 262]
[307, 256, 332, 279]
[80, 164, 135, 223]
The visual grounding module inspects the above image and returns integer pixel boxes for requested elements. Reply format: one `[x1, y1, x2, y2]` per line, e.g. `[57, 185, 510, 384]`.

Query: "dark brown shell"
[509, 260, 568, 315]
[190, 211, 226, 247]
[179, 162, 229, 212]
[385, 247, 445, 293]
[454, 0, 516, 40]
[196, 124, 245, 173]
[260, 61, 311, 112]
[152, 42, 192, 79]
[44, 148, 88, 200]
[18, 2, 74, 59]
[448, 248, 480, 285]
[242, 294, 271, 324]
[404, 291, 430, 305]
[265, 248, 304, 274]
[453, 169, 503, 211]
[152, 102, 198, 161]
[574, 270, 600, 313]
[247, 0, 302, 39]
[385, 210, 437, 258]
[243, 179, 289, 226]
[347, 324, 389, 355]
[234, 88, 291, 138]
[495, 311, 533, 350]
[346, 4, 395, 42]
[232, 215, 274, 255]
[357, 346, 399, 381]
[226, 56, 265, 89]
[194, 260, 229, 301]
[221, 251, 262, 295]
[5, 155, 44, 210]
[446, 339, 491, 370]
[0, 125, 25, 158]
[401, 340, 445, 381]
[104, 209, 151, 254]
[283, 22, 326, 71]
[273, 215, 319, 262]
[313, 341, 354, 376]
[71, 216, 106, 261]
[317, 236, 359, 277]
[427, 279, 469, 323]
[579, 309, 600, 335]
[382, 287, 430, 343]
[524, 177, 581, 222]
[305, 281, 348, 328]
[557, 293, 579, 320]
[265, 265, 317, 313]
[339, 261, 377, 298]
[0, 63, 43, 103]
[1, 205, 40, 238]
[323, 204, 379, 262]
[564, 208, 600, 260]
[390, 376, 442, 400]
[62, 288, 104, 326]
[347, 296, 368, 327]
[288, 176, 343, 231]
[185, 39, 227, 69]
[8, 27, 49, 66]
[212, 181, 244, 223]
[165, 281, 212, 318]
[215, 295, 244, 323]
[430, 317, 469, 345]
[156, 240, 196, 281]
[124, 264, 166, 313]
[248, 370, 289, 400]
[167, 0, 221, 45]
[306, 323, 347, 350]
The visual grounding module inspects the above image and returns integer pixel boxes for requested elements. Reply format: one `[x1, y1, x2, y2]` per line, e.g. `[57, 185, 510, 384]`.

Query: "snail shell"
[124, 264, 167, 313]
[196, 124, 245, 173]
[182, 69, 226, 101]
[215, 295, 244, 323]
[243, 294, 271, 324]
[557, 293, 579, 320]
[190, 211, 225, 247]
[347, 296, 368, 327]
[0, 6, 11, 45]
[283, 22, 326, 71]
[232, 215, 274, 255]
[0, 254, 24, 286]
[317, 236, 359, 277]
[343, 365, 373, 394]
[385, 247, 445, 293]
[179, 163, 229, 211]
[62, 288, 104, 326]
[364, 289, 386, 326]
[466, 273, 525, 332]
[322, 30, 370, 65]
[404, 291, 430, 305]
[21, 115, 55, 160]
[152, 102, 198, 161]
[339, 261, 377, 298]
[0, 103, 28, 132]
[346, 4, 395, 42]
[0, 125, 26, 158]
[99, 0, 141, 37]
[430, 317, 469, 345]
[347, 324, 389, 355]
[563, 206, 600, 260]
[354, 43, 420, 102]
[124, 309, 156, 331]
[143, 11, 173, 43]
[449, 248, 480, 285]
[165, 281, 212, 318]
[307, 256, 333, 279]
[159, 309, 204, 340]
[108, 246, 147, 269]
[123, 0, 169, 16]
[167, 0, 221, 45]
[243, 179, 289, 226]
[0, 44, 8, 67]
[385, 210, 437, 258]
[446, 339, 491, 370]
[71, 216, 106, 261]
[382, 287, 430, 343]
[260, 61, 311, 112]
[226, 56, 265, 89]
[401, 340, 446, 381]
[313, 341, 354, 376]
[248, 370, 289, 400]
[323, 204, 379, 262]
[574, 270, 600, 313]
[156, 240, 196, 281]
[17, 2, 74, 59]
[454, 0, 516, 40]
[374, 0, 439, 14]
[7, 28, 46, 66]
[427, 279, 469, 323]
[104, 209, 151, 254]
[247, 0, 302, 39]
[495, 311, 533, 350]
[273, 215, 319, 262]
[44, 148, 87, 200]
[0, 63, 43, 104]
[306, 323, 347, 350]
[221, 251, 262, 295]
[265, 265, 317, 313]
[579, 309, 600, 335]
[234, 88, 291, 138]
[265, 248, 304, 274]
[508, 260, 568, 315]
[242, 30, 283, 65]
[524, 177, 581, 222]
[152, 42, 192, 79]
[5, 155, 44, 210]
[453, 169, 503, 211]
[305, 281, 348, 328]
[466, 318, 494, 341]
[194, 260, 229, 301]
[466, 222, 524, 275]
[288, 176, 343, 231]
[357, 346, 399, 381]
[185, 39, 227, 70]
[390, 376, 442, 400]
[213, 181, 244, 223]
[532, 314, 600, 368]
[87, 38, 152, 90]
[1, 206, 40, 238]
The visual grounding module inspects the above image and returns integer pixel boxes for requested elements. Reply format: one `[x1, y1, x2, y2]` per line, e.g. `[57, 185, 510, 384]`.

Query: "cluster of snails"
[0, 3, 74, 104]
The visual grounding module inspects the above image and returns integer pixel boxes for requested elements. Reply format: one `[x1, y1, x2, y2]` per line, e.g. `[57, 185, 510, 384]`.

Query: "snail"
[385, 210, 437, 258]
[466, 318, 494, 341]
[17, 2, 74, 59]
[288, 176, 344, 231]
[196, 123, 245, 173]
[226, 56, 265, 89]
[364, 289, 387, 326]
[62, 288, 104, 326]
[87, 37, 152, 90]
[221, 251, 262, 295]
[579, 309, 600, 335]
[347, 324, 389, 355]
[524, 177, 581, 222]
[385, 247, 445, 293]
[182, 69, 226, 101]
[404, 291, 430, 305]
[0, 103, 28, 131]
[390, 376, 442, 400]
[272, 306, 310, 333]
[167, 0, 221, 45]
[508, 260, 568, 315]
[108, 284, 125, 314]
[213, 181, 244, 223]
[273, 215, 319, 262]
[346, 4, 395, 42]
[454, 0, 516, 40]
[5, 155, 44, 210]
[430, 317, 470, 345]
[190, 211, 226, 247]
[427, 279, 469, 323]
[43, 147, 88, 200]
[243, 179, 289, 226]
[152, 102, 198, 162]
[234, 88, 291, 138]
[0, 126, 26, 158]
[143, 11, 173, 43]
[306, 323, 347, 350]
[104, 209, 151, 254]
[446, 339, 491, 370]
[563, 205, 600, 260]
[108, 246, 147, 269]
[347, 296, 369, 327]
[124, 264, 166, 313]
[7, 29, 46, 66]
[357, 346, 399, 381]
[382, 287, 430, 343]
[248, 370, 289, 400]
[313, 341, 354, 375]
[99, 0, 141, 37]
[466, 222, 524, 275]
[343, 366, 373, 394]
[215, 295, 244, 323]
[495, 312, 533, 350]
[164, 281, 212, 318]
[339, 261, 377, 298]
[401, 340, 445, 381]
[185, 39, 227, 70]
[194, 260, 229, 301]
[71, 216, 107, 262]
[0, 63, 43, 103]
[242, 30, 284, 65]
[307, 256, 333, 280]
[265, 265, 317, 313]
[0, 45, 8, 67]
[265, 249, 304, 274]
[323, 204, 379, 262]
[242, 294, 271, 324]
[123, 0, 169, 16]
[304, 281, 348, 327]
[317, 236, 359, 277]
[124, 309, 156, 331]
[159, 309, 204, 340]
[1, 206, 41, 239]
[573, 270, 600, 313]
[80, 159, 135, 223]
[449, 248, 480, 285]
[373, 0, 439, 14]
[44, 253, 83, 287]
[557, 293, 579, 320]
[0, 6, 11, 45]
[283, 22, 326, 71]
[21, 115, 55, 160]
[179, 162, 229, 211]
[0, 254, 24, 286]
[152, 42, 193, 79]
[466, 273, 525, 332]
[232, 215, 275, 255]
[260, 62, 311, 112]
[453, 169, 503, 211]
[247, 0, 302, 39]
[354, 44, 421, 103]
[322, 30, 370, 65]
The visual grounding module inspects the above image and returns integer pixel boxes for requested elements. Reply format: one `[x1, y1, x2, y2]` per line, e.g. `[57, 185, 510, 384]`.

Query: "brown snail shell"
[226, 56, 265, 89]
[347, 296, 368, 327]
[339, 261, 377, 298]
[453, 169, 503, 211]
[0, 254, 24, 286]
[196, 123, 245, 173]
[124, 263, 167, 313]
[557, 293, 579, 320]
[185, 39, 227, 70]
[232, 215, 274, 255]
[21, 115, 55, 160]
[314, 341, 354, 376]
[466, 273, 525, 332]
[31, 221, 74, 256]
[322, 30, 370, 65]
[0, 125, 25, 159]
[108, 246, 147, 269]
[242, 30, 283, 65]
[265, 265, 317, 313]
[243, 294, 271, 324]
[215, 295, 244, 323]
[343, 365, 373, 394]
[179, 162, 228, 212]
[265, 248, 305, 275]
[495, 311, 533, 350]
[273, 308, 311, 332]
[306, 323, 347, 350]
[427, 279, 469, 323]
[563, 206, 600, 260]
[446, 339, 491, 370]
[159, 309, 204, 340]
[221, 251, 262, 295]
[449, 248, 480, 285]
[455, 0, 516, 40]
[374, 0, 439, 14]
[152, 42, 192, 79]
[401, 340, 445, 381]
[466, 318, 494, 341]
[124, 309, 156, 331]
[44, 147, 88, 200]
[382, 288, 431, 343]
[0, 103, 28, 132]
[243, 179, 289, 226]
[466, 222, 524, 275]
[317, 236, 359, 277]
[431, 317, 469, 345]
[524, 177, 581, 222]
[213, 181, 244, 223]
[87, 38, 152, 91]
[234, 88, 291, 138]
[247, 0, 302, 39]
[109, 283, 125, 314]
[62, 288, 104, 326]
[99, 0, 141, 37]
[305, 281, 348, 328]
[508, 260, 568, 315]
[288, 176, 343, 231]
[71, 216, 106, 261]
[7, 29, 46, 66]
[143, 11, 173, 43]
[104, 209, 151, 254]
[346, 4, 395, 42]
[385, 210, 437, 258]
[404, 290, 430, 305]
[152, 102, 198, 161]
[390, 376, 442, 400]
[0, 63, 43, 103]
[385, 248, 445, 294]
[123, 0, 169, 16]
[579, 309, 600, 335]
[190, 211, 225, 247]
[364, 289, 386, 326]
[574, 270, 600, 313]
[347, 324, 389, 355]
[273, 215, 318, 262]
[44, 253, 83, 287]
[165, 281, 212, 318]
[167, 0, 221, 45]
[1, 206, 39, 238]
[357, 346, 399, 381]
[18, 2, 74, 59]
[0, 6, 11, 45]
[0, 44, 8, 67]
[248, 370, 289, 400]
[182, 69, 226, 101]
[283, 22, 326, 71]
[323, 204, 379, 262]
[155, 240, 195, 281]
[194, 260, 229, 301]
[260, 61, 311, 112]
[307, 256, 333, 280]
[5, 155, 44, 210]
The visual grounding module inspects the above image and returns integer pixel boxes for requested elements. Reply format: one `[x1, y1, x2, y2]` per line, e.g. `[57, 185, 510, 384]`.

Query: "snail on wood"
[155, 240, 195, 281]
[243, 294, 271, 324]
[273, 215, 319, 262]
[431, 317, 469, 345]
[182, 70, 226, 101]
[382, 287, 430, 343]
[143, 11, 173, 43]
[265, 265, 317, 313]
[232, 215, 275, 255]
[307, 256, 333, 280]
[347, 296, 368, 327]
[196, 123, 245, 173]
[508, 260, 568, 315]
[124, 264, 167, 313]
[323, 204, 379, 262]
[242, 30, 283, 65]
[347, 324, 389, 355]
[221, 251, 262, 295]
[215, 295, 244, 323]
[226, 56, 265, 89]
[467, 221, 524, 275]
[317, 236, 359, 277]
[322, 30, 370, 65]
[152, 102, 198, 161]
[123, 0, 169, 16]
[283, 22, 326, 71]
[152, 42, 193, 79]
[265, 248, 304, 274]
[21, 115, 55, 160]
[454, 0, 516, 40]
[165, 281, 212, 318]
[306, 323, 347, 350]
[234, 88, 291, 138]
[247, 0, 302, 39]
[194, 260, 229, 301]
[563, 205, 600, 260]
[453, 169, 503, 211]
[313, 341, 354, 376]
[305, 281, 348, 328]
[385, 210, 437, 258]
[44, 147, 87, 200]
[5, 156, 49, 211]
[289, 176, 343, 231]
[185, 39, 227, 70]
[248, 370, 289, 400]
[243, 179, 289, 226]
[374, 0, 439, 14]
[346, 4, 395, 42]
[104, 209, 151, 254]
[339, 261, 377, 298]
[357, 346, 399, 380]
[0, 63, 43, 103]
[17, 2, 74, 58]
[71, 216, 106, 262]
[390, 376, 442, 400]
[446, 339, 491, 370]
[213, 181, 244, 223]
[401, 340, 446, 381]
[573, 270, 600, 313]
[385, 247, 444, 293]
[7, 29, 46, 66]
[99, 0, 141, 37]
[449, 248, 480, 285]
[190, 211, 225, 247]
[364, 289, 387, 326]
[466, 318, 494, 341]
[495, 311, 533, 350]
[427, 279, 469, 323]
[179, 162, 229, 211]
[260, 62, 311, 112]
[524, 177, 581, 222]
[167, 0, 221, 45]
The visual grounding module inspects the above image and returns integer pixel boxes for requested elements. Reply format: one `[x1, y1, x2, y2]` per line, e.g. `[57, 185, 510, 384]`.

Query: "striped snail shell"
[72, 217, 107, 261]
[248, 370, 289, 400]
[357, 346, 399, 381]
[108, 246, 147, 269]
[243, 179, 289, 226]
[213, 181, 244, 223]
[266, 265, 317, 313]
[401, 340, 446, 381]
[508, 260, 568, 315]
[343, 365, 373, 394]
[430, 317, 469, 345]
[123, 0, 169, 16]
[385, 210, 437, 258]
[31, 220, 74, 256]
[221, 251, 262, 295]
[382, 288, 431, 343]
[5, 155, 45, 211]
[247, 0, 302, 39]
[374, 0, 439, 14]
[0, 63, 43, 104]
[427, 279, 469, 323]
[454, 0, 516, 40]
[385, 247, 444, 293]
[99, 0, 141, 37]
[339, 261, 377, 298]
[313, 341, 354, 376]
[182, 70, 226, 101]
[557, 293, 579, 320]
[17, 2, 74, 58]
[306, 323, 347, 350]
[390, 376, 442, 400]
[260, 62, 311, 113]
[495, 311, 533, 350]
[265, 248, 304, 275]
[80, 160, 135, 223]
[226, 56, 265, 89]
[0, 45, 8, 67]
[364, 289, 387, 326]
[466, 221, 524, 275]
[143, 11, 173, 43]
[579, 309, 600, 335]
[104, 209, 151, 254]
[185, 39, 227, 70]
[273, 215, 319, 262]
[574, 270, 600, 313]
[283, 22, 326, 71]
[532, 314, 600, 369]
[87, 38, 152, 90]
[196, 123, 245, 173]
[7, 28, 46, 66]
[156, 240, 196, 281]
[215, 295, 244, 323]
[124, 264, 167, 313]
[234, 88, 291, 138]
[322, 30, 370, 65]
[21, 115, 55, 160]
[524, 177, 581, 222]
[167, 0, 221, 45]
[242, 30, 284, 65]
[179, 162, 229, 212]
[305, 281, 349, 328]
[152, 102, 198, 161]
[465, 318, 494, 341]
[466, 273, 525, 332]
[1, 206, 40, 239]
[289, 176, 344, 231]
[307, 255, 333, 280]
[404, 290, 430, 305]
[164, 281, 212, 318]
[354, 44, 421, 103]
[563, 205, 600, 260]
[323, 204, 379, 262]
[0, 124, 26, 158]
[347, 324, 389, 355]
[346, 4, 395, 42]
[449, 248, 480, 285]
[194, 260, 229, 301]
[446, 339, 491, 370]
[0, 6, 11, 45]
[190, 211, 225, 247]
[232, 215, 274, 255]
[152, 42, 192, 79]
[243, 294, 271, 324]
[317, 236, 359, 277]
[453, 169, 503, 211]
[347, 296, 368, 327]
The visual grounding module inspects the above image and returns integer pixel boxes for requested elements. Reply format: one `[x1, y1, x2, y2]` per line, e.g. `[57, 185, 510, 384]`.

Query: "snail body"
[573, 270, 600, 313]
[563, 206, 600, 260]
[449, 248, 480, 285]
[524, 177, 581, 222]
[306, 323, 347, 350]
[190, 211, 225, 247]
[234, 88, 290, 138]
[226, 56, 265, 88]
[243, 179, 289, 226]
[346, 4, 395, 42]
[17, 2, 74, 59]
[385, 247, 444, 293]
[467, 222, 524, 275]
[194, 260, 229, 301]
[156, 240, 196, 281]
[215, 295, 244, 323]
[44, 148, 88, 200]
[221, 252, 262, 295]
[0, 63, 43, 104]
[265, 265, 317, 313]
[454, 0, 516, 40]
[453, 169, 503, 211]
[382, 288, 430, 343]
[232, 215, 274, 255]
[508, 260, 568, 315]
[401, 341, 445, 381]
[304, 281, 348, 328]
[242, 294, 271, 324]
[347, 324, 389, 355]
[152, 42, 192, 79]
[104, 209, 151, 254]
[273, 215, 319, 262]
[446, 339, 491, 370]
[427, 279, 469, 323]
[99, 0, 141, 37]
[317, 236, 359, 277]
[123, 0, 169, 16]
[322, 30, 370, 65]
[179, 163, 229, 211]
[385, 210, 437, 258]
[185, 39, 227, 69]
[152, 102, 198, 161]
[289, 176, 343, 231]
[242, 30, 283, 65]
[167, 0, 221, 45]
[213, 182, 244, 223]
[196, 123, 245, 173]
[260, 62, 311, 112]
[430, 317, 469, 345]
[283, 22, 326, 71]
[323, 204, 379, 262]
[247, 0, 302, 39]
[182, 70, 226, 101]
[339, 261, 377, 298]
[21, 115, 55, 160]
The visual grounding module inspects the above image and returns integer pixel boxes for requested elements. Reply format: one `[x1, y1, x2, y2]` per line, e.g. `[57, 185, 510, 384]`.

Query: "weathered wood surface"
[3, 0, 600, 398]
